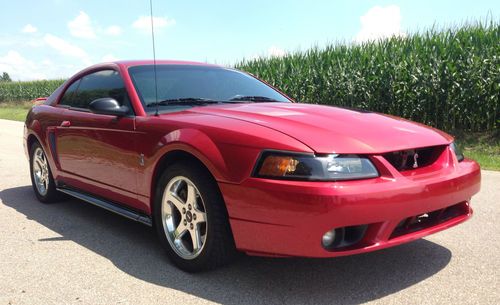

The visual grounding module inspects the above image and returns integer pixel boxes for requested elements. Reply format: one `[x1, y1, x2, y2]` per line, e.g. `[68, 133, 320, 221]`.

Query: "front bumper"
[219, 153, 481, 257]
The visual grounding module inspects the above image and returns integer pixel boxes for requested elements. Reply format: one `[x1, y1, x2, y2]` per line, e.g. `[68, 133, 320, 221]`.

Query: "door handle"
[60, 120, 71, 127]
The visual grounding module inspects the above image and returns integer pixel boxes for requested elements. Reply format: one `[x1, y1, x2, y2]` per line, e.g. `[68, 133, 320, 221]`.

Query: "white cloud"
[101, 54, 119, 62]
[0, 51, 47, 80]
[22, 24, 38, 34]
[0, 50, 86, 81]
[68, 11, 125, 38]
[132, 16, 176, 33]
[68, 11, 96, 39]
[105, 25, 122, 36]
[41, 59, 53, 66]
[43, 34, 91, 65]
[355, 5, 405, 43]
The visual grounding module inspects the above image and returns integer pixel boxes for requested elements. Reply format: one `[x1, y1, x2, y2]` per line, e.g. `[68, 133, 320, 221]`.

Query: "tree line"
[0, 72, 12, 82]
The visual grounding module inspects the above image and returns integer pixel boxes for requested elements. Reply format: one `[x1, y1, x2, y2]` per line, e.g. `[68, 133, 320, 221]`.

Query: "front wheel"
[154, 162, 236, 272]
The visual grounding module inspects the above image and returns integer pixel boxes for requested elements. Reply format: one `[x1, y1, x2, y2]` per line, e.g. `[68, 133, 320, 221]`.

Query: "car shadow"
[1, 185, 452, 305]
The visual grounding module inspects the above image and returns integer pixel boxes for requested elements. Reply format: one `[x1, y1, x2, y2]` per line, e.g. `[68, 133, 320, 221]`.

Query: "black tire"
[29, 141, 63, 203]
[154, 161, 236, 272]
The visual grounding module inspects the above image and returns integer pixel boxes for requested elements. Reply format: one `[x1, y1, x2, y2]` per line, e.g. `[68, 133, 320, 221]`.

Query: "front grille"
[382, 145, 446, 171]
[390, 201, 469, 239]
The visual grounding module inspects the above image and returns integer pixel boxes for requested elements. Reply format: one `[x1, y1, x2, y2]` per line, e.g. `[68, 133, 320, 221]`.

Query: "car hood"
[189, 102, 452, 154]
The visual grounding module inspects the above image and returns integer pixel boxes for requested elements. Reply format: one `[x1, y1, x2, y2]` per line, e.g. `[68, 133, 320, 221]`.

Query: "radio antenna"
[149, 0, 159, 116]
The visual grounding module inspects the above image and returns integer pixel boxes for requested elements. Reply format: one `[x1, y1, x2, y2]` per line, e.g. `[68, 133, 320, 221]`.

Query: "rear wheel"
[29, 142, 62, 203]
[154, 162, 236, 272]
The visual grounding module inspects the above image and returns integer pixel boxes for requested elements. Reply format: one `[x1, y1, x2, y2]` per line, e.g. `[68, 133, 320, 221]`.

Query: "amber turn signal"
[257, 155, 298, 176]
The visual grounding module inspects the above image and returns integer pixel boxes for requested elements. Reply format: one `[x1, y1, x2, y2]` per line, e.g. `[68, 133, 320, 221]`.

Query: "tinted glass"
[128, 65, 290, 113]
[59, 79, 81, 106]
[61, 70, 130, 109]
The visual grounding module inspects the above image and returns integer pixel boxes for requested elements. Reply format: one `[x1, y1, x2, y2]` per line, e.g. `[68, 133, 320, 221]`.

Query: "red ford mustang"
[24, 60, 481, 272]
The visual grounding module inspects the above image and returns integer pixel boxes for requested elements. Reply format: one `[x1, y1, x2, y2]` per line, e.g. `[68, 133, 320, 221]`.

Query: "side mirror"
[89, 98, 129, 117]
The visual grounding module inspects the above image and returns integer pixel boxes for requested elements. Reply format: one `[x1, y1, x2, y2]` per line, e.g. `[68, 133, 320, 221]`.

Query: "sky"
[0, 0, 498, 81]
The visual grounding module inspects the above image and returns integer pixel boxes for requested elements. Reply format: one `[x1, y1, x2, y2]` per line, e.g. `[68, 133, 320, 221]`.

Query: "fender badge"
[139, 153, 145, 166]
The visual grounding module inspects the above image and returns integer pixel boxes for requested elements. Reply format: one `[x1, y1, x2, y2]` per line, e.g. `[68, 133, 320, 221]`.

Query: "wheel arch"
[149, 149, 225, 217]
[27, 134, 39, 151]
[25, 118, 43, 156]
[25, 131, 44, 161]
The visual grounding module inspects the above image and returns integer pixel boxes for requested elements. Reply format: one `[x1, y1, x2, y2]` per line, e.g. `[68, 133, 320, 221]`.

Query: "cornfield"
[236, 21, 499, 132]
[0, 79, 64, 102]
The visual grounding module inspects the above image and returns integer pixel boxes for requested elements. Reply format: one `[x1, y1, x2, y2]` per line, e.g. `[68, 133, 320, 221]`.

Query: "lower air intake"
[390, 201, 469, 239]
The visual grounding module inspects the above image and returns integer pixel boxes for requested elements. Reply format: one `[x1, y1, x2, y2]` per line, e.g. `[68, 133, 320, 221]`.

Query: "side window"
[60, 70, 131, 111]
[59, 80, 81, 106]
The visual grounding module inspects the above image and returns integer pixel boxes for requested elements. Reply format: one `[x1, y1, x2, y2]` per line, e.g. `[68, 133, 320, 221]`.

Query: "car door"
[55, 69, 144, 211]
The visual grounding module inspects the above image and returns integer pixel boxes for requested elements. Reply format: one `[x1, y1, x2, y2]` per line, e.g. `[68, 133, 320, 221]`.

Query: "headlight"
[450, 142, 464, 162]
[253, 151, 379, 181]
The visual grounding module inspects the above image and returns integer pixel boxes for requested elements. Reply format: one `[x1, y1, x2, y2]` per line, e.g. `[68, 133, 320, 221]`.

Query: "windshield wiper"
[146, 96, 282, 108]
[147, 97, 223, 107]
[228, 95, 282, 103]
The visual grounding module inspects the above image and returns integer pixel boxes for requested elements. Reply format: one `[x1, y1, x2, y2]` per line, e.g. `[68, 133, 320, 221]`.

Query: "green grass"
[453, 131, 500, 171]
[0, 102, 31, 122]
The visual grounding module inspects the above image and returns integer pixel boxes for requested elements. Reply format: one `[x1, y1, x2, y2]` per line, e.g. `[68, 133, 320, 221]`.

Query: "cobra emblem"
[413, 153, 419, 168]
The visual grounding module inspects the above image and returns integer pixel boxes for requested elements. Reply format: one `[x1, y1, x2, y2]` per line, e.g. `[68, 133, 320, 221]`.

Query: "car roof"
[114, 60, 221, 68]
[76, 60, 225, 76]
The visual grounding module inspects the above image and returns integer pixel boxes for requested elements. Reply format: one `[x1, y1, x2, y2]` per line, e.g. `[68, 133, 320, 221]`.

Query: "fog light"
[322, 230, 336, 248]
[322, 225, 369, 251]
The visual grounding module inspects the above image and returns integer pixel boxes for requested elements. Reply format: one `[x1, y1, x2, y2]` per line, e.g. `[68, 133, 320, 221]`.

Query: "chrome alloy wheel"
[161, 176, 208, 260]
[32, 147, 49, 196]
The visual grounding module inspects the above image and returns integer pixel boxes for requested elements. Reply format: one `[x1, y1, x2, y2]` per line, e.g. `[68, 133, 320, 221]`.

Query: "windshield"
[128, 65, 291, 113]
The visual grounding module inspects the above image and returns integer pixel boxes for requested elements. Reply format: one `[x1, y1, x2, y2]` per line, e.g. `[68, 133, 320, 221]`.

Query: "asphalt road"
[0, 118, 499, 305]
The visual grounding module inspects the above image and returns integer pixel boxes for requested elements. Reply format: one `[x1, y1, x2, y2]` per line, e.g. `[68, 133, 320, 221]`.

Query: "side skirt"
[56, 187, 152, 226]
